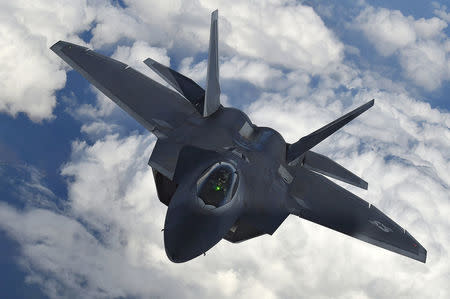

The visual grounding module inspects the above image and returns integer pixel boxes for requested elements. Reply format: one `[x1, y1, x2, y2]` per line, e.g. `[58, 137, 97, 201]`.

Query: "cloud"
[80, 121, 121, 138]
[433, 2, 450, 23]
[0, 0, 96, 122]
[203, 0, 344, 73]
[111, 40, 172, 87]
[0, 0, 346, 122]
[2, 69, 450, 298]
[399, 39, 450, 92]
[1, 1, 450, 299]
[90, 0, 210, 53]
[356, 8, 417, 56]
[355, 6, 450, 91]
[0, 0, 186, 123]
[179, 54, 311, 99]
[220, 56, 284, 88]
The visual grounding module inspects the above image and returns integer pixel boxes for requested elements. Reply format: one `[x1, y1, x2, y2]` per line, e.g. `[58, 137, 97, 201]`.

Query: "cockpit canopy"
[197, 162, 239, 208]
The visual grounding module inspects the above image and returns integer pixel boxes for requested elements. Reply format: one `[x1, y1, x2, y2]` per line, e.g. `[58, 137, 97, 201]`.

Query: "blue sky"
[0, 0, 449, 298]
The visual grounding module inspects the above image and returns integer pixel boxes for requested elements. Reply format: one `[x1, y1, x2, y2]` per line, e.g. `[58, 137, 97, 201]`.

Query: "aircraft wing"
[288, 167, 427, 263]
[51, 41, 199, 137]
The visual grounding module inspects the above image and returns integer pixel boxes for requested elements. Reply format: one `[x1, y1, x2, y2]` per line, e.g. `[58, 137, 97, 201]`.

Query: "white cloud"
[0, 0, 346, 121]
[111, 41, 172, 86]
[355, 6, 450, 90]
[2, 75, 450, 298]
[355, 8, 418, 56]
[399, 39, 449, 91]
[60, 133, 157, 229]
[432, 2, 450, 23]
[0, 0, 96, 121]
[0, 0, 188, 122]
[178, 56, 206, 83]
[1, 1, 450, 299]
[201, 0, 344, 73]
[179, 54, 309, 95]
[91, 0, 210, 52]
[80, 121, 120, 138]
[220, 56, 284, 88]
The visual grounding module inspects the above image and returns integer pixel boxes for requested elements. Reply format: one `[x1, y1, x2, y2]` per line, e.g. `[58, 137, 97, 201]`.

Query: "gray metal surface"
[51, 10, 426, 264]
[287, 167, 426, 263]
[287, 100, 374, 163]
[303, 150, 368, 189]
[203, 9, 221, 117]
[143, 57, 205, 114]
[50, 41, 199, 137]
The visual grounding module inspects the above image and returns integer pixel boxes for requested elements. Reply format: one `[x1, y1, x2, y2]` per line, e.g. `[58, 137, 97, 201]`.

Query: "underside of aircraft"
[51, 10, 427, 263]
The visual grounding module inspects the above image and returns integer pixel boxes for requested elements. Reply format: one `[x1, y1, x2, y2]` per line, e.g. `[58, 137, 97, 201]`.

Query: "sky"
[0, 0, 449, 298]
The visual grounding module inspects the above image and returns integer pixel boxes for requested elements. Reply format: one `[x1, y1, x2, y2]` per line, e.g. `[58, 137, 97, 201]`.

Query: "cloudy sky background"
[0, 0, 449, 298]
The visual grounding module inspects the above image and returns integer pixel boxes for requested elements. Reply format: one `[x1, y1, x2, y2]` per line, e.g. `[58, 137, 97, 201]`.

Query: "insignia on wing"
[369, 220, 393, 233]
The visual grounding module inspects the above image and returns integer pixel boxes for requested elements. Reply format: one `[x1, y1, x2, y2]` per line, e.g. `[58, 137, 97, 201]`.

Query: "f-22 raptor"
[51, 10, 426, 263]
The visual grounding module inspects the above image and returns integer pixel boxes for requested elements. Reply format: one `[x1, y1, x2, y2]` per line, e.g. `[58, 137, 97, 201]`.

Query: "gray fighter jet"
[51, 10, 426, 263]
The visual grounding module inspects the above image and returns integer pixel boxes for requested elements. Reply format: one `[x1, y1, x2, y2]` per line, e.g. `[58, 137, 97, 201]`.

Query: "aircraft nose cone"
[164, 199, 219, 263]
[164, 218, 204, 263]
[163, 188, 239, 263]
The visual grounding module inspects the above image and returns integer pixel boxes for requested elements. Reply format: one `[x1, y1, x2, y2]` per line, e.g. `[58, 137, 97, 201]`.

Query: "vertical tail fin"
[203, 9, 221, 117]
[287, 100, 374, 163]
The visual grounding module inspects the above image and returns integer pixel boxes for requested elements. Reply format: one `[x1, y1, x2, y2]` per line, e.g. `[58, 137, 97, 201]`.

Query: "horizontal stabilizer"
[144, 58, 205, 114]
[303, 151, 368, 190]
[287, 167, 427, 263]
[203, 9, 221, 117]
[287, 100, 374, 163]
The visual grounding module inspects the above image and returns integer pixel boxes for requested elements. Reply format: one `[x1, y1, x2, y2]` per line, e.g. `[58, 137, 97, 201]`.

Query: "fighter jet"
[51, 10, 426, 263]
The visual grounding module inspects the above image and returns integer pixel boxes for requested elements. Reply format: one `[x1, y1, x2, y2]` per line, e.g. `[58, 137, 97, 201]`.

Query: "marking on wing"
[369, 220, 393, 233]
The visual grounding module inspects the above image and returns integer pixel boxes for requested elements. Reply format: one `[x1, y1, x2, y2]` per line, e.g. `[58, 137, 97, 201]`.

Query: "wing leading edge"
[51, 41, 200, 137]
[288, 166, 427, 263]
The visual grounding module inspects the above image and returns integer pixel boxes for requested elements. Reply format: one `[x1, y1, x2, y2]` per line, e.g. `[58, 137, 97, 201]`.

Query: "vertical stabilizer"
[287, 100, 374, 163]
[203, 9, 221, 117]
